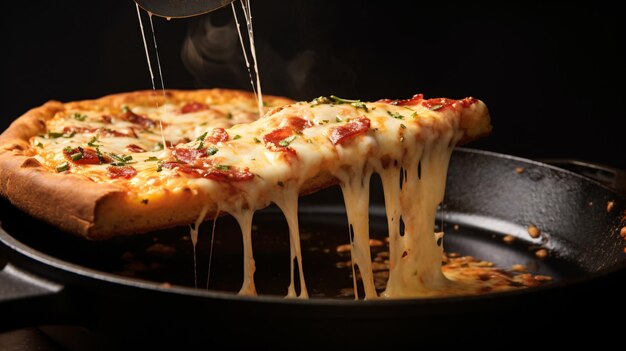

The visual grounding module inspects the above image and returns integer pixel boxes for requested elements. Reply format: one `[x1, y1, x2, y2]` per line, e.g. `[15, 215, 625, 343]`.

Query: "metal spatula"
[134, 0, 235, 18]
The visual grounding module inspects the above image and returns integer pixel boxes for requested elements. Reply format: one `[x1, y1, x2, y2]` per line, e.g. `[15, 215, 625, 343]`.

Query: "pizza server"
[134, 0, 236, 18]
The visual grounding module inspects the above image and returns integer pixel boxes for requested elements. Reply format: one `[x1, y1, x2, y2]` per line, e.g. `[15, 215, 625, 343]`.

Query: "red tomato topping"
[99, 115, 113, 123]
[119, 109, 158, 128]
[126, 144, 146, 153]
[378, 94, 424, 106]
[107, 165, 137, 179]
[421, 98, 457, 111]
[63, 126, 98, 134]
[181, 102, 208, 114]
[63, 147, 106, 165]
[205, 128, 229, 144]
[263, 126, 296, 155]
[329, 116, 371, 145]
[172, 147, 208, 164]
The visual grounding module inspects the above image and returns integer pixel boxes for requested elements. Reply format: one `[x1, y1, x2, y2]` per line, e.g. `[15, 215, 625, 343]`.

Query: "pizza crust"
[0, 89, 293, 240]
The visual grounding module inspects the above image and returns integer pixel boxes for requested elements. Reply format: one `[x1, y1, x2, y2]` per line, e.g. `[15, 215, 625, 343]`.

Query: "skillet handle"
[0, 262, 68, 332]
[538, 158, 626, 195]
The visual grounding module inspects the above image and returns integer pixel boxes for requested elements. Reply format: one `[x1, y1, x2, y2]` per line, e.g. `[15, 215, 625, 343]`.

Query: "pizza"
[0, 89, 492, 298]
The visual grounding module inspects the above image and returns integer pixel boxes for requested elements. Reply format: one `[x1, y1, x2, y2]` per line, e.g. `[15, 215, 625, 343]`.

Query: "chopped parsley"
[46, 131, 65, 139]
[156, 164, 163, 172]
[154, 142, 164, 151]
[310, 96, 332, 106]
[253, 137, 261, 143]
[121, 105, 130, 113]
[387, 110, 404, 120]
[329, 95, 369, 112]
[233, 134, 242, 140]
[400, 123, 407, 129]
[36, 141, 44, 148]
[263, 101, 269, 107]
[196, 141, 205, 150]
[206, 146, 219, 156]
[87, 136, 101, 147]
[196, 132, 208, 142]
[226, 113, 233, 120]
[145, 156, 159, 162]
[108, 153, 134, 166]
[95, 148, 105, 164]
[335, 117, 343, 122]
[72, 113, 88, 121]
[214, 164, 230, 171]
[56, 162, 69, 172]
[70, 150, 83, 161]
[278, 135, 296, 147]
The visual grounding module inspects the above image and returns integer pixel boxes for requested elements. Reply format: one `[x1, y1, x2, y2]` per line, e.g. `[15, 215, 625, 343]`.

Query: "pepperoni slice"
[119, 109, 158, 128]
[126, 144, 146, 153]
[329, 116, 371, 145]
[99, 115, 113, 123]
[263, 126, 296, 155]
[63, 147, 107, 165]
[181, 102, 208, 114]
[378, 94, 424, 106]
[172, 147, 208, 164]
[204, 128, 229, 144]
[281, 116, 313, 132]
[107, 165, 137, 179]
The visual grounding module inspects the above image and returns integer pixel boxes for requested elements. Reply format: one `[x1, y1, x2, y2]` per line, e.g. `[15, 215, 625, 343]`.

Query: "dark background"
[1, 1, 624, 169]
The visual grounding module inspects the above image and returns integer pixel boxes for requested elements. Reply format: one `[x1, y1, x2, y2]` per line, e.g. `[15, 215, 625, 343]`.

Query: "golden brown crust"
[0, 89, 293, 240]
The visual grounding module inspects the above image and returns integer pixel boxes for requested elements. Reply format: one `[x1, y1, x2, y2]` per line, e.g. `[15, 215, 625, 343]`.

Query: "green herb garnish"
[278, 135, 296, 147]
[226, 113, 233, 120]
[36, 142, 44, 148]
[310, 96, 332, 106]
[56, 162, 69, 172]
[87, 136, 101, 147]
[47, 131, 65, 139]
[206, 146, 219, 156]
[253, 137, 261, 143]
[72, 113, 88, 121]
[335, 117, 343, 122]
[196, 132, 208, 142]
[145, 156, 159, 162]
[108, 153, 134, 166]
[154, 142, 164, 151]
[400, 123, 407, 129]
[233, 134, 242, 140]
[214, 165, 230, 171]
[329, 95, 369, 112]
[387, 111, 404, 120]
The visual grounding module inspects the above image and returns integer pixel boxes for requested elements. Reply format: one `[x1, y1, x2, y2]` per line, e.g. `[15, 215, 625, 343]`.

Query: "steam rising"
[180, 4, 357, 100]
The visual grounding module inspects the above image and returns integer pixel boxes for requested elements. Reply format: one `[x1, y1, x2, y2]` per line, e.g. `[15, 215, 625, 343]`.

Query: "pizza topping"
[161, 161, 254, 182]
[87, 136, 101, 147]
[205, 128, 229, 144]
[119, 108, 158, 128]
[181, 102, 208, 114]
[99, 115, 113, 124]
[173, 147, 208, 164]
[108, 153, 135, 166]
[378, 94, 424, 106]
[126, 144, 146, 153]
[329, 116, 371, 145]
[61, 126, 138, 138]
[329, 95, 369, 112]
[63, 147, 105, 165]
[263, 126, 297, 154]
[72, 113, 88, 121]
[107, 165, 137, 179]
[56, 162, 70, 172]
[280, 116, 313, 132]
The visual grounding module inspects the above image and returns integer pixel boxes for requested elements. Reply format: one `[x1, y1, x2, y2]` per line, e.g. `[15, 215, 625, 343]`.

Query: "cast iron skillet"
[1, 148, 625, 348]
